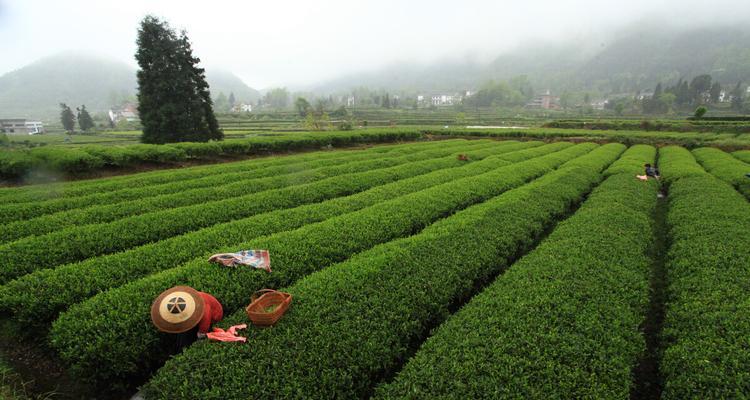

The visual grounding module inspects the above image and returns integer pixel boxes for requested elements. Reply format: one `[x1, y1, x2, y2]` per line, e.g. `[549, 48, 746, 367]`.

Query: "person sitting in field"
[151, 285, 224, 351]
[644, 163, 660, 179]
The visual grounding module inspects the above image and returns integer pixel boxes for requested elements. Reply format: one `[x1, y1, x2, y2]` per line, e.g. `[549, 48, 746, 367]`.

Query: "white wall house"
[0, 119, 44, 135]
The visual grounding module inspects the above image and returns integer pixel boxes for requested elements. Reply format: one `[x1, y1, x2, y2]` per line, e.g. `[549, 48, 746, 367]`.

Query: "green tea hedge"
[0, 138, 444, 204]
[733, 150, 750, 164]
[692, 147, 750, 199]
[375, 147, 656, 399]
[660, 151, 750, 399]
[0, 142, 511, 284]
[0, 129, 423, 179]
[0, 140, 485, 242]
[142, 144, 623, 399]
[50, 143, 592, 390]
[0, 139, 469, 224]
[0, 141, 537, 325]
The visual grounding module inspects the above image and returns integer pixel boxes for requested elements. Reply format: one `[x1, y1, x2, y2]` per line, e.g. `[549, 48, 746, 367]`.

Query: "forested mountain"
[311, 25, 750, 96]
[0, 52, 259, 119]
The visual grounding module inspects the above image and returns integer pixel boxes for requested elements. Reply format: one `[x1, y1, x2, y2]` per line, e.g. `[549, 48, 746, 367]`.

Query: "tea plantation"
[0, 137, 748, 399]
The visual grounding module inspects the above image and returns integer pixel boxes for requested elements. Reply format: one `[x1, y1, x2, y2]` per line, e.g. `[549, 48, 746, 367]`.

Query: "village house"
[526, 91, 560, 110]
[108, 103, 139, 123]
[0, 119, 44, 135]
[231, 103, 253, 113]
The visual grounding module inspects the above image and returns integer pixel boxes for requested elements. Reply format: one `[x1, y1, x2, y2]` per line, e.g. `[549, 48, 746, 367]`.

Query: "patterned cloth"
[208, 250, 271, 272]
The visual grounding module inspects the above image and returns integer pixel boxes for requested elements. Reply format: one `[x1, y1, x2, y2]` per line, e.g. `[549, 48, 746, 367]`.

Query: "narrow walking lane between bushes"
[630, 186, 668, 400]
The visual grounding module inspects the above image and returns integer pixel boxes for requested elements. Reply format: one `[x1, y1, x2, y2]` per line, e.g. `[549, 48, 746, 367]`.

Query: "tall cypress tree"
[136, 16, 222, 144]
[60, 103, 75, 133]
[76, 105, 95, 132]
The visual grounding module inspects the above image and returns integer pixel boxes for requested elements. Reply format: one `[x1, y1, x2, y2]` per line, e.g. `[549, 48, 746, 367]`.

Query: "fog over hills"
[0, 52, 260, 119]
[1, 24, 749, 119]
[310, 25, 750, 95]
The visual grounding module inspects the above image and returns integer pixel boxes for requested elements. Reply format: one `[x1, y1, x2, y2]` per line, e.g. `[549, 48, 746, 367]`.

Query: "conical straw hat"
[150, 286, 205, 333]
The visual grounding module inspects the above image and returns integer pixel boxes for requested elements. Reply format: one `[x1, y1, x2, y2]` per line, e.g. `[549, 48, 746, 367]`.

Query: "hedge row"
[0, 141, 510, 284]
[50, 143, 593, 390]
[0, 139, 468, 224]
[376, 147, 657, 399]
[0, 140, 486, 242]
[429, 127, 744, 148]
[734, 150, 750, 164]
[659, 150, 750, 399]
[604, 144, 656, 176]
[0, 138, 454, 205]
[658, 146, 707, 183]
[142, 143, 623, 399]
[0, 141, 541, 325]
[0, 129, 423, 180]
[544, 119, 750, 134]
[692, 147, 750, 199]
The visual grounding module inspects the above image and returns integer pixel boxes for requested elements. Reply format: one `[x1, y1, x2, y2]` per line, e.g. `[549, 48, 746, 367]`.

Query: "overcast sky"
[1, 0, 749, 89]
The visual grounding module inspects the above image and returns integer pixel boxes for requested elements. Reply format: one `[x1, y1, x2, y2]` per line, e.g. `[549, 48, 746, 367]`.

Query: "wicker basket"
[245, 289, 292, 326]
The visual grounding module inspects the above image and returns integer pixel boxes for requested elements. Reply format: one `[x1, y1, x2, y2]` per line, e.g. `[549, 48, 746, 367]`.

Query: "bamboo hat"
[150, 286, 205, 333]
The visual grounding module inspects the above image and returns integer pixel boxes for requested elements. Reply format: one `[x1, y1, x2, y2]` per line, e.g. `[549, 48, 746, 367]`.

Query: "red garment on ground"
[207, 324, 248, 342]
[198, 292, 224, 334]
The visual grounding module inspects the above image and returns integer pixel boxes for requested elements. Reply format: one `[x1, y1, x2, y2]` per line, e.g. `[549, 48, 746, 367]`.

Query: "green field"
[0, 136, 749, 398]
[3, 120, 750, 183]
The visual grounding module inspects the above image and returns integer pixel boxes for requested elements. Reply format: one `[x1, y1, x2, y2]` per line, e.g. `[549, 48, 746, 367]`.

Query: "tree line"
[59, 103, 95, 133]
[640, 74, 745, 114]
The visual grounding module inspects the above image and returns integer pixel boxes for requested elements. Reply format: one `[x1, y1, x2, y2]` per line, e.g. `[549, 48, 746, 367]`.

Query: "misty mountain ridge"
[0, 51, 260, 119]
[312, 25, 750, 96]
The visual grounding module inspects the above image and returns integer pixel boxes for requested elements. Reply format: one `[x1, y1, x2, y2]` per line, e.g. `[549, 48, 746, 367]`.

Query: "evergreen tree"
[382, 93, 391, 109]
[228, 92, 236, 110]
[294, 97, 311, 117]
[136, 16, 222, 144]
[689, 74, 712, 105]
[731, 81, 744, 111]
[76, 105, 95, 132]
[60, 103, 75, 132]
[677, 80, 690, 106]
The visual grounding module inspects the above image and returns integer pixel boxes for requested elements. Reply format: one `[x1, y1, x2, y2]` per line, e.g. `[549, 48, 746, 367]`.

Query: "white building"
[231, 103, 253, 113]
[0, 119, 44, 135]
[109, 103, 139, 123]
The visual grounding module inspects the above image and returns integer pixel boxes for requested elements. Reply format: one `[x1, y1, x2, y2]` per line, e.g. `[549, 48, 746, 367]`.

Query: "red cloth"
[198, 292, 224, 334]
[207, 324, 247, 342]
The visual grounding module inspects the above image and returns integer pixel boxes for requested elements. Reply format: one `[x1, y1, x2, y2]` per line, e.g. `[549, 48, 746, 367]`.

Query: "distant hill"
[0, 52, 260, 119]
[311, 25, 750, 96]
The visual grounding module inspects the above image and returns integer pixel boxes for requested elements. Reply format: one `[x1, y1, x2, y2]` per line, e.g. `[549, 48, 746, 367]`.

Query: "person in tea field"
[644, 163, 660, 179]
[150, 285, 224, 350]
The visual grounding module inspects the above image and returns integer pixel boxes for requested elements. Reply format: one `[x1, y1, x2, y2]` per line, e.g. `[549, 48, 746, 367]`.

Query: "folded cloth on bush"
[208, 250, 271, 272]
[636, 175, 649, 181]
[207, 324, 248, 343]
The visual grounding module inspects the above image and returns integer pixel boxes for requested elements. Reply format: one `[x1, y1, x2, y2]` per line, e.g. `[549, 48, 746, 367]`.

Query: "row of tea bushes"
[0, 140, 487, 242]
[50, 143, 594, 390]
[0, 139, 470, 223]
[0, 141, 541, 326]
[376, 145, 657, 398]
[659, 148, 750, 399]
[692, 147, 750, 199]
[0, 129, 423, 179]
[142, 144, 623, 399]
[0, 142, 512, 284]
